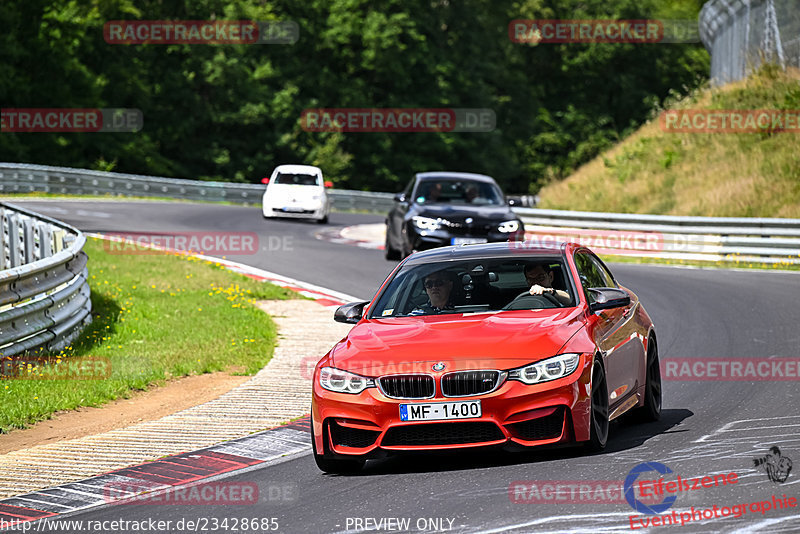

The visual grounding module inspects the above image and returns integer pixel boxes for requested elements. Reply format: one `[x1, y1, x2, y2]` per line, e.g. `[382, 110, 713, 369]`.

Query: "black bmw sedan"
[385, 172, 524, 259]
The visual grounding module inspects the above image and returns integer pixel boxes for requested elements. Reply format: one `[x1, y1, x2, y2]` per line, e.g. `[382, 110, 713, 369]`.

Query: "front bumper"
[263, 200, 327, 219]
[312, 356, 593, 458]
[408, 226, 524, 251]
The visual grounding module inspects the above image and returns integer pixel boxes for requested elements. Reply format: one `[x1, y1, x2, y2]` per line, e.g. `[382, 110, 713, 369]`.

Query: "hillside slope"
[537, 68, 800, 218]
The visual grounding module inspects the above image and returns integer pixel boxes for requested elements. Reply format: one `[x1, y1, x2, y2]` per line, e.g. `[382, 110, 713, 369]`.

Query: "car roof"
[401, 241, 571, 266]
[273, 164, 322, 175]
[415, 172, 497, 184]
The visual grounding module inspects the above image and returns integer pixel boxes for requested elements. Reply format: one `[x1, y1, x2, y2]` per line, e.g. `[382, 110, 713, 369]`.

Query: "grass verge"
[0, 237, 296, 432]
[599, 253, 800, 272]
[538, 67, 800, 218]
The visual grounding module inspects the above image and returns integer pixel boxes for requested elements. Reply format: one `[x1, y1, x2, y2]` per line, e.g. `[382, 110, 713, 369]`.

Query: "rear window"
[273, 173, 320, 186]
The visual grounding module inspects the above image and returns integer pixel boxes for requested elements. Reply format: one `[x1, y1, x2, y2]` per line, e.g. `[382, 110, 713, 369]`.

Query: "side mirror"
[261, 177, 270, 184]
[324, 180, 333, 188]
[588, 288, 631, 313]
[393, 193, 407, 203]
[334, 301, 370, 324]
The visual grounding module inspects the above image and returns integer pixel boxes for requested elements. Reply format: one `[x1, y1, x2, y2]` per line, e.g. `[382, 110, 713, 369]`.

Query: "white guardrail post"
[0, 202, 92, 358]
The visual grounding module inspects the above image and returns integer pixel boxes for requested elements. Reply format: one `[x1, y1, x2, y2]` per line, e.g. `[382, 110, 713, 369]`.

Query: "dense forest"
[0, 0, 709, 194]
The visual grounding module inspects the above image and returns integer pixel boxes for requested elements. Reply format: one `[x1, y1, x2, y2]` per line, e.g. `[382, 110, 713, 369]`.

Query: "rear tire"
[586, 358, 609, 452]
[311, 415, 365, 474]
[631, 337, 662, 422]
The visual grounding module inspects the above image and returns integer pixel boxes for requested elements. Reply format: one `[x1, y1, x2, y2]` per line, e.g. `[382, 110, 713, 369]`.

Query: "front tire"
[586, 358, 609, 451]
[317, 214, 329, 224]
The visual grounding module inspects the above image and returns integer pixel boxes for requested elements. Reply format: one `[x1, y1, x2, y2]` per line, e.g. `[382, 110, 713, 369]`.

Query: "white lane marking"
[728, 515, 800, 533]
[5, 204, 69, 214]
[75, 209, 111, 218]
[466, 512, 636, 534]
[695, 416, 800, 443]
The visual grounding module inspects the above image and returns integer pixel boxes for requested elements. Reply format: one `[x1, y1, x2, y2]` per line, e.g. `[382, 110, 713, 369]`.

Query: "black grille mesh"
[382, 422, 504, 446]
[441, 371, 500, 397]
[329, 421, 380, 448]
[379, 375, 434, 399]
[507, 408, 565, 441]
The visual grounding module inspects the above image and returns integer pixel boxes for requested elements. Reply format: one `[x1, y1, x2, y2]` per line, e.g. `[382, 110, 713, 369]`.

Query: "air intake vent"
[382, 422, 505, 446]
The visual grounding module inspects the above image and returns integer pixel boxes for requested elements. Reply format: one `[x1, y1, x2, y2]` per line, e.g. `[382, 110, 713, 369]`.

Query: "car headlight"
[498, 220, 520, 233]
[319, 367, 375, 394]
[508, 354, 581, 385]
[412, 216, 444, 231]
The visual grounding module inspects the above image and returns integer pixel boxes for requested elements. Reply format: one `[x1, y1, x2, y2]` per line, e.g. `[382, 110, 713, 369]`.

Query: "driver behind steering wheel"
[524, 263, 571, 306]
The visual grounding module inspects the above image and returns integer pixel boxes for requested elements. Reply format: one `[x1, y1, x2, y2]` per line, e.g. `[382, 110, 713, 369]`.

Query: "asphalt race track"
[10, 199, 800, 533]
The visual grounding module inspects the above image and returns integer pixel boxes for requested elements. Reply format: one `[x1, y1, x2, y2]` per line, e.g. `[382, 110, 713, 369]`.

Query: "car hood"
[330, 308, 586, 376]
[411, 204, 516, 222]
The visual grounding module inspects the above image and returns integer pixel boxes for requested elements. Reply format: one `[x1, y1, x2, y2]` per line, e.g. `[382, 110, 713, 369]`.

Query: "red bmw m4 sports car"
[311, 242, 661, 473]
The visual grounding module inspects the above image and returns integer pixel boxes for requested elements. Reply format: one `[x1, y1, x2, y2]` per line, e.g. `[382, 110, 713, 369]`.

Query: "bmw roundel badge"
[432, 362, 446, 371]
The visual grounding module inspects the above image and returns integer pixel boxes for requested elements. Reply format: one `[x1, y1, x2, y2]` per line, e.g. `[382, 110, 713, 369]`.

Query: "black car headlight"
[508, 354, 581, 385]
[498, 220, 521, 233]
[319, 367, 375, 394]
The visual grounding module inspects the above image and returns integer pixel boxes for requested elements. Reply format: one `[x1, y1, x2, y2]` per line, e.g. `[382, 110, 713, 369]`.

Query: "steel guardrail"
[0, 162, 396, 214]
[2, 162, 799, 264]
[513, 207, 800, 264]
[0, 202, 91, 357]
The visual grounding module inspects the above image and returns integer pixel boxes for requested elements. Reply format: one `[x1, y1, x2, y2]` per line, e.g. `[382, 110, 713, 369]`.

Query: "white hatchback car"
[261, 164, 331, 224]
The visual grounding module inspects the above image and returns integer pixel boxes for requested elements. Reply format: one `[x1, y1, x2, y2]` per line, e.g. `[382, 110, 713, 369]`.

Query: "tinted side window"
[574, 252, 606, 303]
[590, 255, 617, 288]
[403, 177, 414, 196]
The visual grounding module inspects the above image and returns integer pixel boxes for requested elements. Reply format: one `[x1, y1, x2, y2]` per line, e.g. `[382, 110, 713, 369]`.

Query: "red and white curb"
[87, 232, 362, 307]
[0, 235, 357, 529]
[0, 418, 311, 529]
[315, 224, 385, 251]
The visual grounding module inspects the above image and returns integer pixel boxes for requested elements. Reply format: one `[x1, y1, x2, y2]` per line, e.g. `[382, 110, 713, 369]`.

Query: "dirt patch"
[0, 372, 250, 454]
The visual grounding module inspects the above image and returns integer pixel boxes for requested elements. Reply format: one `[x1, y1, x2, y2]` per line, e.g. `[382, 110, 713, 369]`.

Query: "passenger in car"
[524, 264, 572, 306]
[409, 271, 455, 315]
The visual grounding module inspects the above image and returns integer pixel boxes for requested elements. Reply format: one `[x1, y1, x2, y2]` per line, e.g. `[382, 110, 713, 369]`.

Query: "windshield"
[273, 173, 320, 186]
[370, 258, 575, 318]
[413, 179, 503, 205]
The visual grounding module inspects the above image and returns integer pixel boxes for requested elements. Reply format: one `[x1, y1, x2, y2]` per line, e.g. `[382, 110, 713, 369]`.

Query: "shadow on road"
[326, 408, 694, 477]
